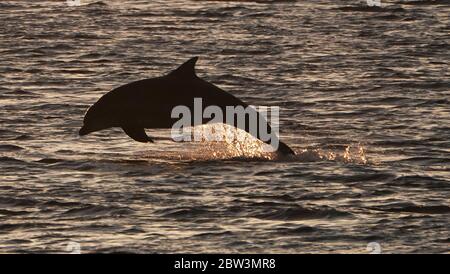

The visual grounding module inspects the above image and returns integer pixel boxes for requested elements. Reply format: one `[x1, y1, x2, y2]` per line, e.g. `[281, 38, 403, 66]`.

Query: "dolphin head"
[79, 103, 112, 136]
[79, 123, 95, 136]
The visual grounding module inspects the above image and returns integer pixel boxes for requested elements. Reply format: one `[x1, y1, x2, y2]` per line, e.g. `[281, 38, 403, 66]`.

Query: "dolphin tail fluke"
[277, 141, 295, 156]
[122, 126, 154, 143]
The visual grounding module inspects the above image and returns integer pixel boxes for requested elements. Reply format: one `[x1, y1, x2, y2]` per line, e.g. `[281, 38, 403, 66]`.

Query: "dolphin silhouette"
[79, 57, 295, 155]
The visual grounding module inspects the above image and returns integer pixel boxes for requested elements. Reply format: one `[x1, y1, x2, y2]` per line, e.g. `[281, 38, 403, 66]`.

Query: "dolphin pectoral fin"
[122, 126, 154, 143]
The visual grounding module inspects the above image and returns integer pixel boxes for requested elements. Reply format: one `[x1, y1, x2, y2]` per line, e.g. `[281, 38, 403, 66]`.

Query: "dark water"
[0, 0, 449, 253]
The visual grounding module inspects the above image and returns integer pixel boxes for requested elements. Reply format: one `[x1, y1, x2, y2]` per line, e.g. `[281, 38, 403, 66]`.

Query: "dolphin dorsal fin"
[170, 57, 198, 78]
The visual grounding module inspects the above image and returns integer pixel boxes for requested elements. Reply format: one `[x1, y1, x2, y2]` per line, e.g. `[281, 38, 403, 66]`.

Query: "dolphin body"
[79, 57, 295, 155]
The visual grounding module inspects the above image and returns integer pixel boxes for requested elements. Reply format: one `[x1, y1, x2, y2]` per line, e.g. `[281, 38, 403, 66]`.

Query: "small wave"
[3, 239, 32, 245]
[69, 33, 107, 39]
[0, 222, 55, 232]
[43, 200, 84, 207]
[66, 1, 107, 8]
[81, 1, 113, 16]
[192, 231, 235, 239]
[14, 134, 33, 141]
[156, 207, 213, 219]
[0, 144, 24, 152]
[366, 203, 450, 214]
[0, 197, 39, 207]
[0, 209, 31, 216]
[0, 89, 38, 99]
[0, 3, 21, 9]
[256, 206, 352, 221]
[0, 223, 27, 232]
[0, 129, 18, 136]
[413, 98, 449, 107]
[337, 6, 405, 12]
[26, 103, 74, 111]
[390, 175, 449, 189]
[204, 0, 297, 3]
[86, 1, 108, 7]
[148, 188, 201, 197]
[243, 11, 276, 18]
[436, 237, 450, 243]
[397, 81, 449, 89]
[272, 225, 319, 235]
[121, 226, 146, 234]
[398, 156, 450, 165]
[398, 0, 450, 5]
[0, 156, 27, 165]
[26, 44, 75, 55]
[371, 14, 405, 20]
[61, 204, 134, 218]
[6, 89, 35, 95]
[36, 158, 65, 164]
[119, 11, 159, 18]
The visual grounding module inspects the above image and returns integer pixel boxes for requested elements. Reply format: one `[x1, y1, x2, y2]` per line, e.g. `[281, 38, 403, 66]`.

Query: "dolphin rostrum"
[79, 57, 295, 155]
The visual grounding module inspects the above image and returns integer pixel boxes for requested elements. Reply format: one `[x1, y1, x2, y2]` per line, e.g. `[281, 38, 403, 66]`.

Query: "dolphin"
[79, 57, 295, 155]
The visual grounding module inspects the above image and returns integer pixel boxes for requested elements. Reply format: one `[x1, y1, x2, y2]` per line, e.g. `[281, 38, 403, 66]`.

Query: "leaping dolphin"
[79, 57, 295, 155]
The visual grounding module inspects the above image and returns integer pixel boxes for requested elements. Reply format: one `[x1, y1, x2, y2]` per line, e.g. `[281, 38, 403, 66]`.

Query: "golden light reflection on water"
[296, 144, 368, 164]
[171, 124, 278, 161]
[138, 125, 369, 164]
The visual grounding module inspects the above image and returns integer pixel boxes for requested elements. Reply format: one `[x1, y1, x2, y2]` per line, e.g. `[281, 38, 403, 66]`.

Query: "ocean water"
[0, 0, 449, 253]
